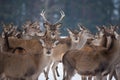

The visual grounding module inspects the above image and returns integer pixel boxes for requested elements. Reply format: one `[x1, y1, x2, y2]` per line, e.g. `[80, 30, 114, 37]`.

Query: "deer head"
[78, 24, 94, 40]
[109, 25, 119, 39]
[67, 28, 81, 43]
[22, 21, 44, 38]
[91, 26, 108, 47]
[39, 38, 59, 56]
[2, 23, 18, 38]
[40, 10, 65, 39]
[43, 22, 62, 39]
[69, 24, 94, 49]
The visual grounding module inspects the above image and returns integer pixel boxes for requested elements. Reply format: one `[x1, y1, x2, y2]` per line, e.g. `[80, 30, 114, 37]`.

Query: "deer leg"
[108, 68, 115, 80]
[63, 64, 66, 80]
[88, 76, 92, 80]
[115, 66, 119, 80]
[56, 66, 60, 77]
[44, 61, 52, 80]
[102, 75, 107, 80]
[95, 73, 102, 80]
[81, 76, 87, 80]
[109, 73, 113, 80]
[112, 70, 118, 80]
[52, 62, 59, 80]
[43, 70, 48, 80]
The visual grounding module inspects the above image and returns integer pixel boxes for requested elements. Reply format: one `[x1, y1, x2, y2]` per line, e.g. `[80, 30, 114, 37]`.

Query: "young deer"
[0, 21, 45, 54]
[1, 23, 17, 52]
[0, 37, 59, 80]
[43, 24, 94, 80]
[62, 26, 120, 80]
[49, 27, 82, 80]
[83, 26, 110, 80]
[1, 23, 22, 39]
[102, 26, 119, 80]
[0, 23, 27, 54]
[22, 21, 45, 39]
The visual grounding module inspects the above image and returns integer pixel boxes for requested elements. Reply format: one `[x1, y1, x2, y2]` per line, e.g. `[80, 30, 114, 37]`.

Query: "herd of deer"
[0, 10, 120, 80]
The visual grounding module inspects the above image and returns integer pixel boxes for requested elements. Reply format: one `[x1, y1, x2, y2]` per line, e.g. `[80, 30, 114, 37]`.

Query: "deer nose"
[75, 37, 78, 40]
[52, 33, 55, 36]
[47, 51, 51, 54]
[75, 37, 79, 41]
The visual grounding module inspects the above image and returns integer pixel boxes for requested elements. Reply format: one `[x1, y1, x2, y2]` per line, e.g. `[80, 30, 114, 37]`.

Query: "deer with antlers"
[40, 9, 94, 80]
[40, 9, 66, 80]
[40, 9, 65, 40]
[46, 25, 94, 80]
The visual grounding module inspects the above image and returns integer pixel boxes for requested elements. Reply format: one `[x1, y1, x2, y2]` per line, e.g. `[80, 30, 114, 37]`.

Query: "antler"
[40, 9, 65, 24]
[55, 10, 65, 24]
[40, 9, 50, 23]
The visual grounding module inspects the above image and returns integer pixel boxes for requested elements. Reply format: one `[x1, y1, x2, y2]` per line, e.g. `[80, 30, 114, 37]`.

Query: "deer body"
[0, 37, 59, 80]
[0, 51, 50, 80]
[8, 38, 42, 54]
[62, 27, 120, 80]
[0, 37, 5, 52]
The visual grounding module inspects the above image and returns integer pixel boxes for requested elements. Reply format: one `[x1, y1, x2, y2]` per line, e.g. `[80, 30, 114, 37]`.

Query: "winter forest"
[0, 0, 120, 80]
[0, 0, 120, 35]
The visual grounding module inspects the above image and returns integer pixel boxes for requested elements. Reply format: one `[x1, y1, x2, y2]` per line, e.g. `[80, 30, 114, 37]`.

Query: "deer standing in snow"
[62, 25, 120, 80]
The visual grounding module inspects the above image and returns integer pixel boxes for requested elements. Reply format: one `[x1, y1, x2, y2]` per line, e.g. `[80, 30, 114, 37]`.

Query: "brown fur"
[8, 38, 42, 54]
[0, 37, 59, 80]
[62, 32, 120, 80]
[50, 26, 94, 80]
[0, 51, 49, 80]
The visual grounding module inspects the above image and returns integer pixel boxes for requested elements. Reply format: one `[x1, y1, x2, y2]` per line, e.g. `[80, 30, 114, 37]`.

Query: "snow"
[38, 63, 116, 80]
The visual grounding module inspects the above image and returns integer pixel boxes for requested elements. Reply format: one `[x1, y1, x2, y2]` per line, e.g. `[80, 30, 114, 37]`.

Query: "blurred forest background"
[0, 0, 120, 35]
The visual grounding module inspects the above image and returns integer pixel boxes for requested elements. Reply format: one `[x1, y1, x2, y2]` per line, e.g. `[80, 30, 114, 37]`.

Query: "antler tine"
[40, 9, 49, 23]
[55, 10, 65, 24]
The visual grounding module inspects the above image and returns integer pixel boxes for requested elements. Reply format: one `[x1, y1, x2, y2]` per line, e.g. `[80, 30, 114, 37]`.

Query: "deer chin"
[29, 32, 36, 36]
[36, 32, 45, 37]
[51, 35, 56, 39]
[72, 37, 80, 43]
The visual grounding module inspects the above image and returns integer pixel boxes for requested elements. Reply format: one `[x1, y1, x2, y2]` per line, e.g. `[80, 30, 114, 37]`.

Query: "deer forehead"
[47, 26, 58, 31]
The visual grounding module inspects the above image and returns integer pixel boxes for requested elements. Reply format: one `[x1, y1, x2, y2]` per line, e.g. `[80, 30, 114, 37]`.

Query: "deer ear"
[43, 22, 50, 28]
[114, 26, 119, 31]
[39, 39, 45, 47]
[53, 40, 59, 47]
[114, 31, 119, 39]
[78, 23, 85, 31]
[67, 28, 72, 35]
[1, 23, 5, 28]
[55, 23, 62, 29]
[96, 26, 101, 31]
[78, 31, 82, 36]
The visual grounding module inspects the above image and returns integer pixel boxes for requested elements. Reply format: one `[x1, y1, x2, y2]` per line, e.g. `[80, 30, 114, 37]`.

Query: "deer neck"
[107, 36, 120, 65]
[3, 33, 10, 51]
[22, 34, 32, 40]
[92, 36, 107, 48]
[46, 32, 60, 40]
[70, 40, 80, 49]
[78, 36, 88, 50]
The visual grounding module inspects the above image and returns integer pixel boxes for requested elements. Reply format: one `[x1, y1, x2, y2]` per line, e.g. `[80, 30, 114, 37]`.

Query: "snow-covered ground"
[38, 63, 116, 80]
